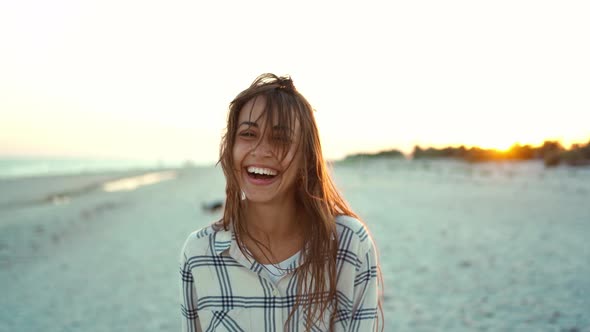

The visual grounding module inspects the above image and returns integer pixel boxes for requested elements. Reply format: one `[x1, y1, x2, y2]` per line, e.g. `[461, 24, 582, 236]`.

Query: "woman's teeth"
[247, 166, 277, 176]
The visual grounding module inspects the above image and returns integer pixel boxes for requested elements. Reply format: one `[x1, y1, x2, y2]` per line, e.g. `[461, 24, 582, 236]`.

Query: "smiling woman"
[179, 73, 383, 331]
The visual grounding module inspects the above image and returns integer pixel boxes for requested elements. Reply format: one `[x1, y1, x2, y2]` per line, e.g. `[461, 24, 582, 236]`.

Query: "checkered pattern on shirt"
[179, 215, 379, 332]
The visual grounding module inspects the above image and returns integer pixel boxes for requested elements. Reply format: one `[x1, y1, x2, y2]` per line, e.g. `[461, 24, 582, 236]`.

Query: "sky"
[1, 0, 589, 165]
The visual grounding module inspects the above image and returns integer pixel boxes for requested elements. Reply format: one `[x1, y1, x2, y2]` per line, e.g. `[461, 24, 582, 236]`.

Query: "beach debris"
[35, 225, 44, 234]
[47, 194, 71, 205]
[80, 202, 120, 220]
[549, 311, 561, 324]
[458, 260, 472, 268]
[202, 200, 224, 213]
[560, 327, 579, 332]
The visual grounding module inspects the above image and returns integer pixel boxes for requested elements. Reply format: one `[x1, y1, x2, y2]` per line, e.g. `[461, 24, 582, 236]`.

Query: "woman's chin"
[243, 188, 297, 205]
[243, 192, 275, 204]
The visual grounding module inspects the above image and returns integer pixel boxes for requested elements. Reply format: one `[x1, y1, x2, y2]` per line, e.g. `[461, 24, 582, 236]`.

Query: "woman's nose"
[250, 139, 273, 157]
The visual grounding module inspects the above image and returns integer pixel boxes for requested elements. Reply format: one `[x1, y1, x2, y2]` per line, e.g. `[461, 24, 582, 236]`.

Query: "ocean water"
[0, 157, 184, 179]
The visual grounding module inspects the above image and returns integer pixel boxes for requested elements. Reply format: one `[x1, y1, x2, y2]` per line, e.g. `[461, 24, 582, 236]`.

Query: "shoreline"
[0, 167, 185, 212]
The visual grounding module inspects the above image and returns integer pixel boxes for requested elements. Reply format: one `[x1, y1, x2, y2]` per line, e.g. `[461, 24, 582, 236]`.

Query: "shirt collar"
[214, 224, 265, 274]
[211, 221, 305, 274]
[211, 223, 233, 255]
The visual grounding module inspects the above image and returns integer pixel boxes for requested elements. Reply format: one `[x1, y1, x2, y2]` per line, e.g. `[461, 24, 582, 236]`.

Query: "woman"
[180, 74, 382, 331]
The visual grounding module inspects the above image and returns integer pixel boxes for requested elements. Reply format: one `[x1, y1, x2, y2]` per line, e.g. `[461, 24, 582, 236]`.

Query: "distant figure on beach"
[179, 74, 382, 331]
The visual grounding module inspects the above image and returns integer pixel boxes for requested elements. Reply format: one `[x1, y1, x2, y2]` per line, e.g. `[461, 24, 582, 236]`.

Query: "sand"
[0, 159, 589, 331]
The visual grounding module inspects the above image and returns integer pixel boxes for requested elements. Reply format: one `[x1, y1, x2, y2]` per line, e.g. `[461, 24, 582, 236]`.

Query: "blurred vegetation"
[412, 139, 590, 167]
[342, 149, 405, 162]
[340, 139, 590, 168]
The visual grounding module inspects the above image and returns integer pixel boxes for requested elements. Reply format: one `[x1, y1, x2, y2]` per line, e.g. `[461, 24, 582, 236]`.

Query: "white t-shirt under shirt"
[262, 250, 301, 284]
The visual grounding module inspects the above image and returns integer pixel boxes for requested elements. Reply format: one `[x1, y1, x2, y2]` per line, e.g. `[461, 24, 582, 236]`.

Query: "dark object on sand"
[202, 200, 224, 213]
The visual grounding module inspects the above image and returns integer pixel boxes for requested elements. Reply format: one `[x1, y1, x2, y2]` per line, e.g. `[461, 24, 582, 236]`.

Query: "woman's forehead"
[238, 96, 267, 122]
[238, 96, 300, 131]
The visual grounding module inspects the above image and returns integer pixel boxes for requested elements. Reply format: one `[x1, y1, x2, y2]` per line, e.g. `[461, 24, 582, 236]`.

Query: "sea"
[0, 156, 189, 179]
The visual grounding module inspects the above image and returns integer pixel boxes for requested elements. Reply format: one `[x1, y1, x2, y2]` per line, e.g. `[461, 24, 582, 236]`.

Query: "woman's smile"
[243, 165, 281, 186]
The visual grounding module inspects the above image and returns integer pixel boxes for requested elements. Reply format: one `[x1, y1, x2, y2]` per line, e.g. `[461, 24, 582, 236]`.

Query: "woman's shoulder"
[180, 221, 229, 259]
[334, 214, 375, 252]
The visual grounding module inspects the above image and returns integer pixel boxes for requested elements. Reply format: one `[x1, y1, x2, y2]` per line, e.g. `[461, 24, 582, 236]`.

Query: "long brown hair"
[218, 73, 382, 331]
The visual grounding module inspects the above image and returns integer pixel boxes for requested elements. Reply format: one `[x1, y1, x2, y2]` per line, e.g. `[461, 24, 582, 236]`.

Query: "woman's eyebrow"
[272, 125, 290, 131]
[239, 121, 258, 128]
[272, 126, 295, 137]
[238, 122, 292, 135]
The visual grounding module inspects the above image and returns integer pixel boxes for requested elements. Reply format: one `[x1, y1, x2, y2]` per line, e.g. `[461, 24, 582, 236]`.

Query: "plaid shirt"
[179, 215, 379, 332]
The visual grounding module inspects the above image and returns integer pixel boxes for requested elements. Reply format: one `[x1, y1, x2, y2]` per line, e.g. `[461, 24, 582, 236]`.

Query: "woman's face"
[232, 96, 302, 204]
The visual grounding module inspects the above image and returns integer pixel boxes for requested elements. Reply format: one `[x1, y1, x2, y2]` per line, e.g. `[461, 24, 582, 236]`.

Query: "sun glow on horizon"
[411, 135, 589, 154]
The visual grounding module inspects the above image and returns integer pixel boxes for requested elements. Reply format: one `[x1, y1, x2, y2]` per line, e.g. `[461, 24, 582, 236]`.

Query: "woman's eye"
[273, 135, 292, 144]
[239, 131, 255, 138]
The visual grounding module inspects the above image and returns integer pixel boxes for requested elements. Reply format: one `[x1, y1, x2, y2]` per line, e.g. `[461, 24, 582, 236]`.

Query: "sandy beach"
[1, 159, 589, 331]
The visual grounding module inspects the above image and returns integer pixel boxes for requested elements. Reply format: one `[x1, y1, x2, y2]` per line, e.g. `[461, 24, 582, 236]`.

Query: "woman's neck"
[244, 200, 300, 239]
[240, 196, 306, 263]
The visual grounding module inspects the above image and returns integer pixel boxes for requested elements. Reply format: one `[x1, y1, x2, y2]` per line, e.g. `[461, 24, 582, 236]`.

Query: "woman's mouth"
[245, 166, 279, 185]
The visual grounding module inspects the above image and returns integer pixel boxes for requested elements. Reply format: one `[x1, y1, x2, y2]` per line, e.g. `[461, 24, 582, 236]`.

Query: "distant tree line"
[412, 140, 590, 167]
[343, 149, 405, 162]
[341, 139, 590, 167]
